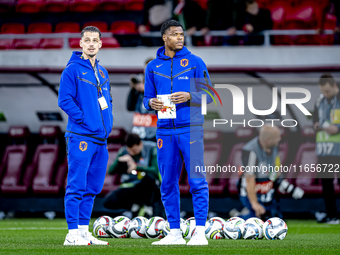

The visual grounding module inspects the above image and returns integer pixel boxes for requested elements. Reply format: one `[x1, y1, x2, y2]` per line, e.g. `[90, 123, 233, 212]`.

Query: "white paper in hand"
[157, 94, 176, 119]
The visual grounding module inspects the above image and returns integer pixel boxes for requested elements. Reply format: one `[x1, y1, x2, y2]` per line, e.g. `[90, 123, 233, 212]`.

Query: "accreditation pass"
[98, 96, 108, 110]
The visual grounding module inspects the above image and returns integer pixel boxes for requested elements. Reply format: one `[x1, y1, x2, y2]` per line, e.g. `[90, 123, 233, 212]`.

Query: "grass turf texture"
[0, 219, 339, 255]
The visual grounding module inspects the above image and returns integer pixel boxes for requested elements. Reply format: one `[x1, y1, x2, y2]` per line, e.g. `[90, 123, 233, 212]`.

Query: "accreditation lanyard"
[93, 64, 108, 110]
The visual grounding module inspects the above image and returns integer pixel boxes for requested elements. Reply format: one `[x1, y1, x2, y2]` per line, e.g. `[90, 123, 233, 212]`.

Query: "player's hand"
[323, 124, 339, 135]
[149, 98, 164, 111]
[171, 92, 191, 104]
[251, 202, 266, 217]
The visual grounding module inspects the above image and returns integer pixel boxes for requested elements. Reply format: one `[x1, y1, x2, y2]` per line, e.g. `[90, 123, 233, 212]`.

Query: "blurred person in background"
[127, 58, 157, 142]
[103, 133, 164, 219]
[139, 0, 174, 46]
[313, 73, 340, 224]
[203, 0, 242, 45]
[238, 0, 272, 45]
[58, 26, 113, 245]
[235, 125, 304, 220]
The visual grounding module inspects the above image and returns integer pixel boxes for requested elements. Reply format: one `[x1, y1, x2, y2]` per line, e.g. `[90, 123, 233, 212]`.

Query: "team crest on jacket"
[99, 69, 105, 78]
[157, 138, 163, 149]
[79, 141, 88, 151]
[180, 59, 189, 67]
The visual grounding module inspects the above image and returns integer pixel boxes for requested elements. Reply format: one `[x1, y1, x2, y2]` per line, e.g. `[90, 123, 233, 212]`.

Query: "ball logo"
[79, 141, 88, 151]
[180, 59, 189, 67]
[157, 138, 163, 149]
[99, 69, 105, 78]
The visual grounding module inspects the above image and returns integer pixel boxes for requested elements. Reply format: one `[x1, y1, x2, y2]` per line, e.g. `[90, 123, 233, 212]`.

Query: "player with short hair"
[58, 26, 113, 245]
[239, 125, 282, 219]
[143, 20, 214, 245]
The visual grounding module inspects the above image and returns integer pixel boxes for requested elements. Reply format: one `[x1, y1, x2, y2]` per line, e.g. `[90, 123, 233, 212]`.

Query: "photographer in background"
[103, 133, 164, 218]
[127, 58, 157, 142]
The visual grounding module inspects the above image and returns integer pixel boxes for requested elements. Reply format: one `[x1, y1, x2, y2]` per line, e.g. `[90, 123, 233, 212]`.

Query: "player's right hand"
[149, 98, 164, 111]
[252, 202, 266, 217]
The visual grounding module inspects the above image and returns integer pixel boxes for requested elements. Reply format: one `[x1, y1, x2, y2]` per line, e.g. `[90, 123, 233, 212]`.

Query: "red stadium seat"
[291, 143, 322, 194]
[69, 0, 97, 12]
[268, 0, 292, 29]
[97, 0, 124, 11]
[319, 14, 337, 45]
[0, 145, 29, 194]
[44, 0, 69, 12]
[83, 21, 109, 32]
[108, 127, 127, 144]
[179, 143, 223, 195]
[0, 39, 14, 49]
[40, 38, 64, 49]
[102, 37, 121, 48]
[28, 22, 52, 33]
[69, 38, 80, 48]
[55, 22, 80, 33]
[0, 126, 30, 194]
[111, 21, 137, 34]
[100, 143, 122, 195]
[125, 0, 144, 11]
[224, 143, 244, 195]
[0, 23, 25, 50]
[31, 126, 62, 194]
[0, 0, 16, 12]
[13, 39, 42, 49]
[16, 0, 44, 13]
[284, 5, 316, 29]
[1, 23, 25, 34]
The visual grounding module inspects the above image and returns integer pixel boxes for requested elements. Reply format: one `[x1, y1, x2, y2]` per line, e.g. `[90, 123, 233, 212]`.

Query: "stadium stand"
[15, 0, 44, 13]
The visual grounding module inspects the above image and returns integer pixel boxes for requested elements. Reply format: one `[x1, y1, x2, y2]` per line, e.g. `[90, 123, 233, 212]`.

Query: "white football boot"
[152, 229, 186, 245]
[81, 231, 109, 245]
[63, 233, 91, 246]
[187, 227, 208, 246]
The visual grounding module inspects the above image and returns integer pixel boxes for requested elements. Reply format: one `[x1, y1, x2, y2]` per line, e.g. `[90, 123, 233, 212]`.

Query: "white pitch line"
[0, 227, 67, 230]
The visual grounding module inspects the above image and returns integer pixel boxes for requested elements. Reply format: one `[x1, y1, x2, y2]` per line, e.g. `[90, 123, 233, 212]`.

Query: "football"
[263, 217, 288, 240]
[181, 217, 196, 239]
[128, 216, 147, 239]
[163, 218, 186, 237]
[107, 216, 131, 238]
[243, 217, 264, 239]
[209, 217, 226, 227]
[205, 218, 224, 239]
[145, 216, 166, 239]
[223, 217, 245, 239]
[92, 215, 112, 238]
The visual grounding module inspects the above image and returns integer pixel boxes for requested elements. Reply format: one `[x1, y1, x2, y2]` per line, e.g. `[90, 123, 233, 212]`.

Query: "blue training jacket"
[143, 46, 213, 135]
[58, 51, 113, 143]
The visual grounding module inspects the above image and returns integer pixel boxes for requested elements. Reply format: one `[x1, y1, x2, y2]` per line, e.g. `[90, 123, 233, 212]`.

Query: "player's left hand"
[171, 92, 191, 104]
[323, 124, 339, 135]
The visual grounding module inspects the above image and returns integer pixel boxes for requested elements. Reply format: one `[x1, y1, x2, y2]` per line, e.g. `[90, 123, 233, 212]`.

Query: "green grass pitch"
[0, 218, 339, 255]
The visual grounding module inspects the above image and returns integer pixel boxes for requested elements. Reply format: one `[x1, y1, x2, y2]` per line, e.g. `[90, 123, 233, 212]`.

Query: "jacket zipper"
[170, 58, 175, 130]
[91, 63, 107, 138]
